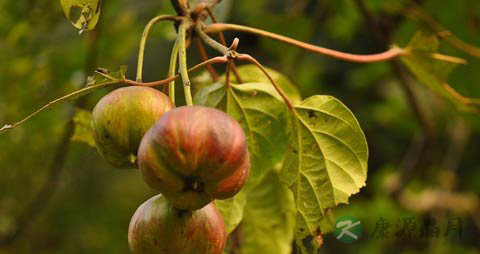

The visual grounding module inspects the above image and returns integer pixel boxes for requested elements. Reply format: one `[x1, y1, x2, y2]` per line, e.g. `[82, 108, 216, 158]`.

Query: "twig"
[170, 0, 189, 16]
[136, 15, 182, 82]
[178, 19, 193, 105]
[194, 38, 219, 82]
[1, 57, 229, 134]
[204, 23, 407, 63]
[196, 23, 229, 55]
[168, 39, 180, 105]
[237, 54, 295, 110]
[205, 8, 243, 83]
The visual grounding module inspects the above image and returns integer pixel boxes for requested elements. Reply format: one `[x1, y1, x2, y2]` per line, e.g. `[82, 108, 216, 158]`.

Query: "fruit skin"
[91, 86, 173, 168]
[128, 194, 227, 254]
[138, 106, 250, 210]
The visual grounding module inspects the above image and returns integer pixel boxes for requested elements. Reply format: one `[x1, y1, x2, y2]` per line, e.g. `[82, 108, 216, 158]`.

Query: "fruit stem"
[194, 38, 219, 82]
[170, 0, 189, 15]
[168, 39, 180, 105]
[136, 15, 182, 82]
[204, 23, 407, 63]
[195, 23, 229, 55]
[225, 60, 232, 88]
[205, 7, 243, 83]
[237, 54, 296, 111]
[178, 19, 194, 106]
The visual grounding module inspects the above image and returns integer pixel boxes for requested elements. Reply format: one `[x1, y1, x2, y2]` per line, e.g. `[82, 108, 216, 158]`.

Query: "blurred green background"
[1, 0, 480, 253]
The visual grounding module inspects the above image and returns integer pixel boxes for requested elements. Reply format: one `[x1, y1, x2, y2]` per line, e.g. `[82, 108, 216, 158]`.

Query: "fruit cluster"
[91, 86, 250, 254]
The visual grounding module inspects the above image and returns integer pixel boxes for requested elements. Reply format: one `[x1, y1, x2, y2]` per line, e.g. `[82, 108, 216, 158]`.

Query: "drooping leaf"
[193, 64, 302, 104]
[0, 66, 127, 134]
[60, 0, 102, 33]
[194, 82, 290, 188]
[71, 109, 95, 147]
[401, 32, 480, 112]
[280, 95, 368, 254]
[241, 171, 295, 254]
[215, 190, 247, 235]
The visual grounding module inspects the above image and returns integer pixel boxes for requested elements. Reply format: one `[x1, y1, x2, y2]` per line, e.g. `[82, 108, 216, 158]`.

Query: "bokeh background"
[1, 0, 480, 253]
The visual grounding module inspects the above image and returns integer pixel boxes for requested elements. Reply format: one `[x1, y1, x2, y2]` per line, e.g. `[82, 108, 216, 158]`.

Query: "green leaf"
[241, 171, 296, 254]
[71, 109, 95, 147]
[215, 190, 247, 235]
[280, 95, 368, 254]
[401, 32, 480, 112]
[60, 0, 102, 33]
[193, 64, 302, 104]
[194, 82, 290, 188]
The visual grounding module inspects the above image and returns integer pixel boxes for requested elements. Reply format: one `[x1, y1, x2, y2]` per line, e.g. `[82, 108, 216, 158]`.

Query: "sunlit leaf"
[60, 0, 102, 33]
[215, 190, 247, 234]
[71, 109, 95, 147]
[194, 82, 290, 188]
[280, 95, 368, 254]
[193, 64, 302, 104]
[241, 171, 295, 254]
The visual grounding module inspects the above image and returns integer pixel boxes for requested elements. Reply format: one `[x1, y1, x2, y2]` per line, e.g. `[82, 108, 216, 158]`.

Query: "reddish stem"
[205, 23, 407, 63]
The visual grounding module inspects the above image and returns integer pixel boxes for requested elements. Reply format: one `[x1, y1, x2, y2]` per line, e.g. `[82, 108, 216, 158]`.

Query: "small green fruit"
[91, 86, 173, 168]
[138, 106, 250, 210]
[128, 194, 226, 254]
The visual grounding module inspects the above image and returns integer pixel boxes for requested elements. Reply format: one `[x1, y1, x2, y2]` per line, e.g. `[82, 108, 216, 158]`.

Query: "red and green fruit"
[138, 106, 250, 210]
[91, 86, 173, 168]
[128, 194, 226, 254]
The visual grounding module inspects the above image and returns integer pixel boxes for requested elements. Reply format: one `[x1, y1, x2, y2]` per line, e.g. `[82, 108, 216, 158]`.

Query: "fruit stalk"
[136, 15, 181, 82]
[178, 19, 194, 106]
[168, 39, 180, 105]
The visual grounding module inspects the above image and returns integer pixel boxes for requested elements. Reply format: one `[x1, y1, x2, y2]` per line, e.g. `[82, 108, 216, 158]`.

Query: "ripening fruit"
[128, 194, 226, 254]
[138, 106, 250, 210]
[91, 86, 173, 168]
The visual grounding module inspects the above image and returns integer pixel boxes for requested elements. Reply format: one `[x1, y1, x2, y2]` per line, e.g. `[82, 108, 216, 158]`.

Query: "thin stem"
[168, 39, 180, 105]
[125, 56, 229, 87]
[136, 15, 181, 82]
[237, 54, 295, 110]
[170, 0, 189, 15]
[195, 38, 219, 81]
[178, 20, 193, 106]
[225, 61, 232, 88]
[1, 57, 229, 134]
[205, 8, 243, 83]
[195, 24, 229, 55]
[204, 23, 407, 63]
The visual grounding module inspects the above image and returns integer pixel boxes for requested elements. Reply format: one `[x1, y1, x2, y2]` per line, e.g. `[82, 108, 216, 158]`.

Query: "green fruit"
[138, 106, 250, 210]
[91, 86, 173, 168]
[128, 194, 226, 254]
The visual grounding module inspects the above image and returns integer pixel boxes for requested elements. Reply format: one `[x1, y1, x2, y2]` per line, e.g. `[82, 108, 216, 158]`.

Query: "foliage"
[1, 0, 480, 254]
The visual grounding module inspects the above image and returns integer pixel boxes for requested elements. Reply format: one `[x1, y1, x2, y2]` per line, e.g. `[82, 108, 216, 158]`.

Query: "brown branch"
[195, 38, 219, 81]
[170, 0, 189, 15]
